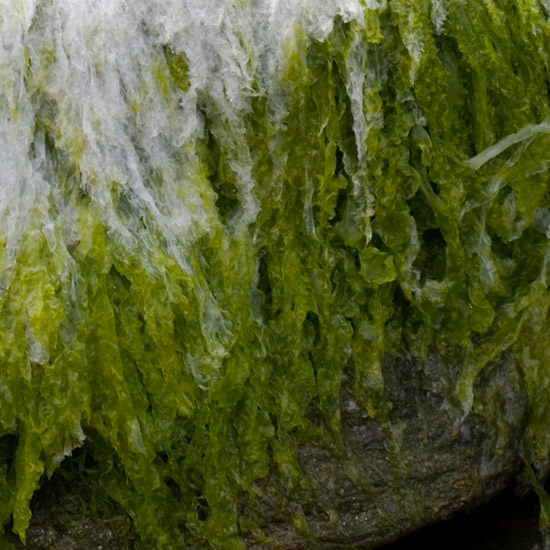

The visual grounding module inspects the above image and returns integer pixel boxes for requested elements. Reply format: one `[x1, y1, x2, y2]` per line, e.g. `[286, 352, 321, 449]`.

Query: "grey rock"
[242, 352, 528, 548]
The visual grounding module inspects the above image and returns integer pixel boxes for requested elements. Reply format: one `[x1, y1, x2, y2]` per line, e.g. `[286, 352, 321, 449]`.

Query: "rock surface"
[239, 353, 527, 548]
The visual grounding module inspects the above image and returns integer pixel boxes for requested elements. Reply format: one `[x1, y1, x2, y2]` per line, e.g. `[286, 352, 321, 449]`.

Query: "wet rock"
[242, 353, 527, 548]
[5, 480, 128, 550]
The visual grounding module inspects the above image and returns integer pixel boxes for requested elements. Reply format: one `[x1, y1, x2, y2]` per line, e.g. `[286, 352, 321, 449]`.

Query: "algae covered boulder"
[0, 0, 549, 548]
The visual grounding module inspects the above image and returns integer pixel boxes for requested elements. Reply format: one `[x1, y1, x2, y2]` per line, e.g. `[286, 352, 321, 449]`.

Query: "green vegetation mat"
[1, 0, 550, 547]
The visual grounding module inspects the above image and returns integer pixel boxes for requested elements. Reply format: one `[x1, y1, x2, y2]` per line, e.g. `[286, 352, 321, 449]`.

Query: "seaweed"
[0, 0, 549, 547]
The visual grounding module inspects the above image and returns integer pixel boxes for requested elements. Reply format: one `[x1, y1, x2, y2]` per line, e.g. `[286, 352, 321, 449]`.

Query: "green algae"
[1, 1, 550, 548]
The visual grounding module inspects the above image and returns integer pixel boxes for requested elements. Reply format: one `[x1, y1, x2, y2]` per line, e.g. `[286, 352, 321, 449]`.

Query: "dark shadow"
[378, 488, 543, 550]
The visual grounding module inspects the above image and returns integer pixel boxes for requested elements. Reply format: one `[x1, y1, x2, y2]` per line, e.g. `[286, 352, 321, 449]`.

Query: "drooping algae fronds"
[0, 0, 550, 547]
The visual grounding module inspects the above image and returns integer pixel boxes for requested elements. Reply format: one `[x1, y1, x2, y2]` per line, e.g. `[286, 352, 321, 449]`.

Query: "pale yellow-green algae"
[0, 0, 549, 547]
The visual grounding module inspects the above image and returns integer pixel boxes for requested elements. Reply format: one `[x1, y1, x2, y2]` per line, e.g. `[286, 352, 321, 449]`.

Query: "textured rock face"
[0, 1, 550, 548]
[242, 353, 527, 548]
